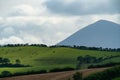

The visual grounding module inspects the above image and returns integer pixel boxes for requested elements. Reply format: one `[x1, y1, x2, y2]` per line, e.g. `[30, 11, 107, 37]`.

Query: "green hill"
[0, 46, 120, 74]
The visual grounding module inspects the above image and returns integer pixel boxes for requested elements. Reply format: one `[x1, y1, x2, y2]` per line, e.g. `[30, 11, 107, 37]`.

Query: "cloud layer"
[0, 0, 119, 45]
[45, 0, 120, 15]
[0, 15, 84, 45]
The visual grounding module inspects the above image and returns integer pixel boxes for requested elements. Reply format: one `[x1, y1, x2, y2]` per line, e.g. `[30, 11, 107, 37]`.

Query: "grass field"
[0, 46, 120, 74]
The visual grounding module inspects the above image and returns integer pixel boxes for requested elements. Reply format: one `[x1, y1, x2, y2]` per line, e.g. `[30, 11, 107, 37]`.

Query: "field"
[0, 46, 120, 74]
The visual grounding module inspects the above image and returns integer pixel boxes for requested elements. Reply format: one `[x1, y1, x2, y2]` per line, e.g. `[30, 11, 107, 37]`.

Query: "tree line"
[0, 44, 120, 52]
[50, 45, 120, 52]
[0, 44, 47, 47]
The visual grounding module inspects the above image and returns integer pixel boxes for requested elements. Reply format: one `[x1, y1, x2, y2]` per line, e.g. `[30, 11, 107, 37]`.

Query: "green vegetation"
[113, 77, 120, 80]
[0, 67, 74, 78]
[0, 46, 120, 75]
[49, 67, 74, 72]
[0, 57, 28, 67]
[73, 72, 83, 80]
[88, 62, 120, 68]
[84, 66, 120, 80]
[76, 55, 120, 69]
[0, 70, 47, 78]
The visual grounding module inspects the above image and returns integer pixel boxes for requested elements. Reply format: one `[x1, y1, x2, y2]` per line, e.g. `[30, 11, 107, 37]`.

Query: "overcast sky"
[0, 0, 120, 45]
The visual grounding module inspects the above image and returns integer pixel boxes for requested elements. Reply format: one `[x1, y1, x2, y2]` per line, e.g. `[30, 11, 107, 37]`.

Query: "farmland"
[0, 46, 120, 75]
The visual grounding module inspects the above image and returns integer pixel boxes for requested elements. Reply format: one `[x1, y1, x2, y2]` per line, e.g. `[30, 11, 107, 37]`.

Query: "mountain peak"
[97, 19, 110, 22]
[58, 20, 120, 48]
[94, 20, 119, 26]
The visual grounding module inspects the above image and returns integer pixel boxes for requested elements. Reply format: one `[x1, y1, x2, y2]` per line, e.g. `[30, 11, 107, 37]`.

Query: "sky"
[0, 0, 120, 45]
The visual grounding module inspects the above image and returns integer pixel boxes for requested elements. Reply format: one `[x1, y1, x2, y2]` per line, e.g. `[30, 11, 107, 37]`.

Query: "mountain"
[57, 20, 120, 48]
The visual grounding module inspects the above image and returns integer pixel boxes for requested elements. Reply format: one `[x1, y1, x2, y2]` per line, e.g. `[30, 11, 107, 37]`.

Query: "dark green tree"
[84, 55, 91, 63]
[73, 72, 82, 80]
[77, 56, 84, 69]
[1, 71, 12, 77]
[2, 58, 10, 64]
[0, 57, 3, 64]
[15, 59, 21, 64]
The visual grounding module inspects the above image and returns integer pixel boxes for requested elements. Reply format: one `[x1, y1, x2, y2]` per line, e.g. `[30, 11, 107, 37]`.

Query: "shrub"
[73, 72, 83, 80]
[49, 68, 62, 72]
[0, 71, 12, 77]
[84, 66, 120, 80]
[88, 62, 120, 68]
[49, 67, 74, 72]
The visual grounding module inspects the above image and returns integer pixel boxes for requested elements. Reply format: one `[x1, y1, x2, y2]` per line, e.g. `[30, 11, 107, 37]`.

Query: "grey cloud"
[45, 0, 120, 15]
[112, 0, 120, 13]
[0, 17, 80, 45]
[0, 22, 38, 38]
[0, 18, 47, 44]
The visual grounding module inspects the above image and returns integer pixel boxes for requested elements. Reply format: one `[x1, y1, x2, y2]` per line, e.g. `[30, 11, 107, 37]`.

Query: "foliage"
[0, 70, 47, 78]
[112, 77, 120, 80]
[77, 55, 120, 69]
[88, 62, 120, 68]
[73, 72, 83, 80]
[0, 57, 29, 67]
[49, 67, 74, 72]
[0, 67, 74, 78]
[1, 44, 47, 47]
[50, 45, 120, 52]
[84, 66, 120, 80]
[16, 59, 21, 64]
[0, 71, 12, 77]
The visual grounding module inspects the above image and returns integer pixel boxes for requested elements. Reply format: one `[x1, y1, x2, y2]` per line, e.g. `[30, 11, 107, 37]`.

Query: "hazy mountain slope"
[58, 20, 120, 48]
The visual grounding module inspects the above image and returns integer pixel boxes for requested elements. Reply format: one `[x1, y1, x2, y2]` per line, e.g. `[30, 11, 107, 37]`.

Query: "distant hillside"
[58, 20, 120, 48]
[0, 46, 120, 74]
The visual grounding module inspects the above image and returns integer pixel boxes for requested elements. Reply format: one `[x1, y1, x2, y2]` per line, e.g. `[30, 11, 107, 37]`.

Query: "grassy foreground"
[0, 46, 120, 74]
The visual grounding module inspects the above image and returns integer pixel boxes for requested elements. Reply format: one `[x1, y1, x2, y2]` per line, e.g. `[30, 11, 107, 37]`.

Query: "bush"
[0, 69, 47, 78]
[37, 70, 47, 74]
[73, 72, 82, 80]
[84, 66, 120, 80]
[49, 67, 74, 72]
[13, 70, 47, 76]
[88, 62, 120, 68]
[0, 71, 12, 77]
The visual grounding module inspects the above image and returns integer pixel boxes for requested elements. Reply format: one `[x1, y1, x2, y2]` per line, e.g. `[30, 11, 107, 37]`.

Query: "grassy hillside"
[0, 46, 120, 74]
